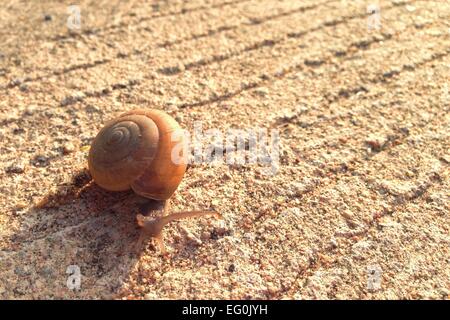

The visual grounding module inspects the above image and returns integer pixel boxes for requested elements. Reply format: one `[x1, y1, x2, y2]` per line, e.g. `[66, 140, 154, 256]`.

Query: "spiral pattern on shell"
[88, 109, 188, 200]
[101, 121, 141, 162]
[88, 114, 160, 192]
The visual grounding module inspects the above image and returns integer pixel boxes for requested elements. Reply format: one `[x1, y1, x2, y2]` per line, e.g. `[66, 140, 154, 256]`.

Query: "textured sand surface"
[0, 0, 449, 299]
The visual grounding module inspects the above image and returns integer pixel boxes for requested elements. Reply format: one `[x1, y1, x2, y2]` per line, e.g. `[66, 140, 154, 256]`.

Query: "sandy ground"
[0, 0, 449, 299]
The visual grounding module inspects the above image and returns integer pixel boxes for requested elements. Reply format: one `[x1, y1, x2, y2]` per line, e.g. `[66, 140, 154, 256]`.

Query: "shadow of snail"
[3, 168, 136, 297]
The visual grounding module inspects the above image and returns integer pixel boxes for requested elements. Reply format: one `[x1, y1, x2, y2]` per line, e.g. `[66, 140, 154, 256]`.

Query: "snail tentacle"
[136, 209, 221, 253]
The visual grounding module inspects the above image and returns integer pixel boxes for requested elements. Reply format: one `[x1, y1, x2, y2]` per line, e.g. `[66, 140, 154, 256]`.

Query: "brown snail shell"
[88, 109, 187, 200]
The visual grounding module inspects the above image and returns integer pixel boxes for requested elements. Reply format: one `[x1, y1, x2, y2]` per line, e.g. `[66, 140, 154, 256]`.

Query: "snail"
[88, 109, 221, 254]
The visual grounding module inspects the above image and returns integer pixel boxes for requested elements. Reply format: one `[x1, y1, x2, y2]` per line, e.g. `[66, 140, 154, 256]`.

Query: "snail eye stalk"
[135, 200, 221, 254]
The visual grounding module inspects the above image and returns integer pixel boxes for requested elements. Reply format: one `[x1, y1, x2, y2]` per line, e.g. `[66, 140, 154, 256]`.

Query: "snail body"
[88, 109, 220, 254]
[88, 109, 187, 200]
